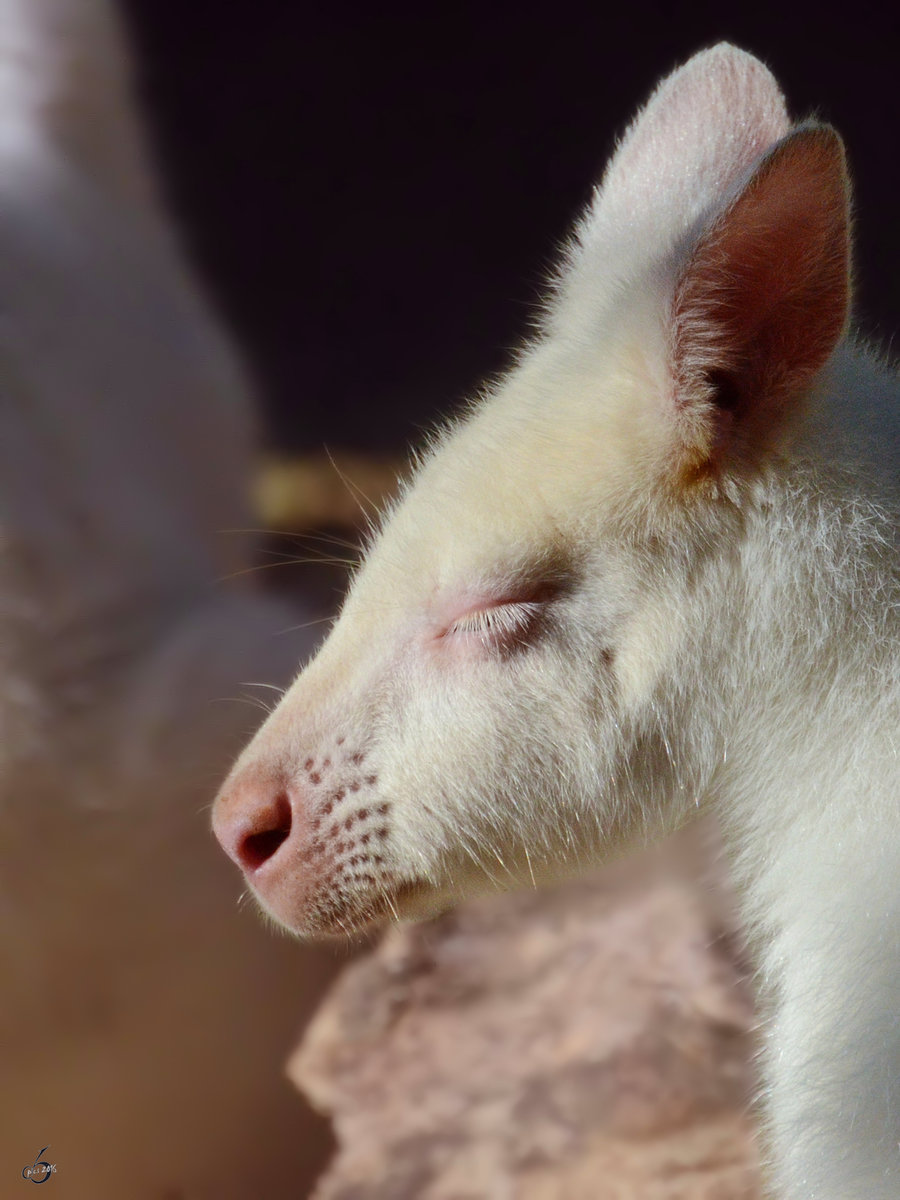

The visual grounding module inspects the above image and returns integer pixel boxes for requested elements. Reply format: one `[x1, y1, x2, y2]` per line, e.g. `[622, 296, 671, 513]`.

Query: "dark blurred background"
[120, 1, 900, 454]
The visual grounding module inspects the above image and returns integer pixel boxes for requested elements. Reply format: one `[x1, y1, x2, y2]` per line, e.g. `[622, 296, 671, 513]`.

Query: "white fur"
[216, 45, 900, 1197]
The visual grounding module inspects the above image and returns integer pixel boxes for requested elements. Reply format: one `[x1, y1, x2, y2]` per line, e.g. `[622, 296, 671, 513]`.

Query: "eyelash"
[446, 600, 543, 643]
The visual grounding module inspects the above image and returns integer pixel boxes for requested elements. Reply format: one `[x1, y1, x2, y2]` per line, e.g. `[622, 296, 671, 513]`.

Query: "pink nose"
[212, 768, 298, 876]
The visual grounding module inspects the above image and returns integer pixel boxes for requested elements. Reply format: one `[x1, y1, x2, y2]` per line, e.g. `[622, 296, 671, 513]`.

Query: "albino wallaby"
[214, 45, 900, 1198]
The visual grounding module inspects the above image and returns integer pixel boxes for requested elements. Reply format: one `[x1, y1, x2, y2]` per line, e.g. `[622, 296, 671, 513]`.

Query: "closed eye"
[445, 599, 544, 646]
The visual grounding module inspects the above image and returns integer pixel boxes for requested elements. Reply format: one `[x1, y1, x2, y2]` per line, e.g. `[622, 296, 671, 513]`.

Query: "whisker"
[523, 844, 538, 889]
[275, 614, 336, 636]
[220, 527, 363, 554]
[382, 890, 401, 924]
[217, 556, 355, 583]
[255, 546, 359, 568]
[212, 694, 274, 717]
[325, 446, 380, 519]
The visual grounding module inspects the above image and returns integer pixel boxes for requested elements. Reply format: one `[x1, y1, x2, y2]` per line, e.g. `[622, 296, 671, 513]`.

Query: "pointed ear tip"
[783, 123, 849, 182]
[674, 43, 785, 114]
[794, 122, 845, 149]
[685, 41, 745, 61]
[687, 41, 769, 74]
[703, 41, 758, 61]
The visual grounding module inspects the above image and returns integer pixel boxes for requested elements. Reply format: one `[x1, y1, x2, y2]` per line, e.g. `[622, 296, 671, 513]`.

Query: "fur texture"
[215, 45, 900, 1197]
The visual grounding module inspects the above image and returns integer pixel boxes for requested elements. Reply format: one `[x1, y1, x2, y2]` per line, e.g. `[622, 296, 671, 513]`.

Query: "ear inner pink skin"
[671, 125, 849, 473]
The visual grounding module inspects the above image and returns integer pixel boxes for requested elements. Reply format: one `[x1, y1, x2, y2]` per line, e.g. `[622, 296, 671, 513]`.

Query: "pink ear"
[671, 125, 850, 470]
[598, 44, 790, 244]
[548, 45, 791, 333]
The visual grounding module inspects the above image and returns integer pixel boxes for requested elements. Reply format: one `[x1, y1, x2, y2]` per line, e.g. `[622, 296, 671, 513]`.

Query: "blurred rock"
[291, 826, 762, 1199]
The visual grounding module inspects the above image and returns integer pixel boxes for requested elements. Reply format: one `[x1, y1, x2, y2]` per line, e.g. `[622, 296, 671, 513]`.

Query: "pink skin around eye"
[432, 592, 519, 635]
[430, 590, 547, 650]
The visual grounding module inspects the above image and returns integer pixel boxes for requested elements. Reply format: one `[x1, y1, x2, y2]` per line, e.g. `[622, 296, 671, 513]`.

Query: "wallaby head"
[213, 44, 853, 938]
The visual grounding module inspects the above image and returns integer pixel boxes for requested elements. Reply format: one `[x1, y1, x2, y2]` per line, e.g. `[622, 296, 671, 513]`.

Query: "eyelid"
[445, 598, 544, 641]
[453, 595, 540, 633]
[438, 573, 566, 645]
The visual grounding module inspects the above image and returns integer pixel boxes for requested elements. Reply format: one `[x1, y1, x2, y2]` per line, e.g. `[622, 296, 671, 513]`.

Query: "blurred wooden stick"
[255, 451, 405, 531]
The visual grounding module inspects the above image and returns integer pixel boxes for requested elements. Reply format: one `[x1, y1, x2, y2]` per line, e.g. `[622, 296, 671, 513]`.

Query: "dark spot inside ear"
[705, 369, 743, 414]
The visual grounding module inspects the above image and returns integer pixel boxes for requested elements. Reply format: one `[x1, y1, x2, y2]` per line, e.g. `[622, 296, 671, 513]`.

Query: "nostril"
[237, 792, 293, 872]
